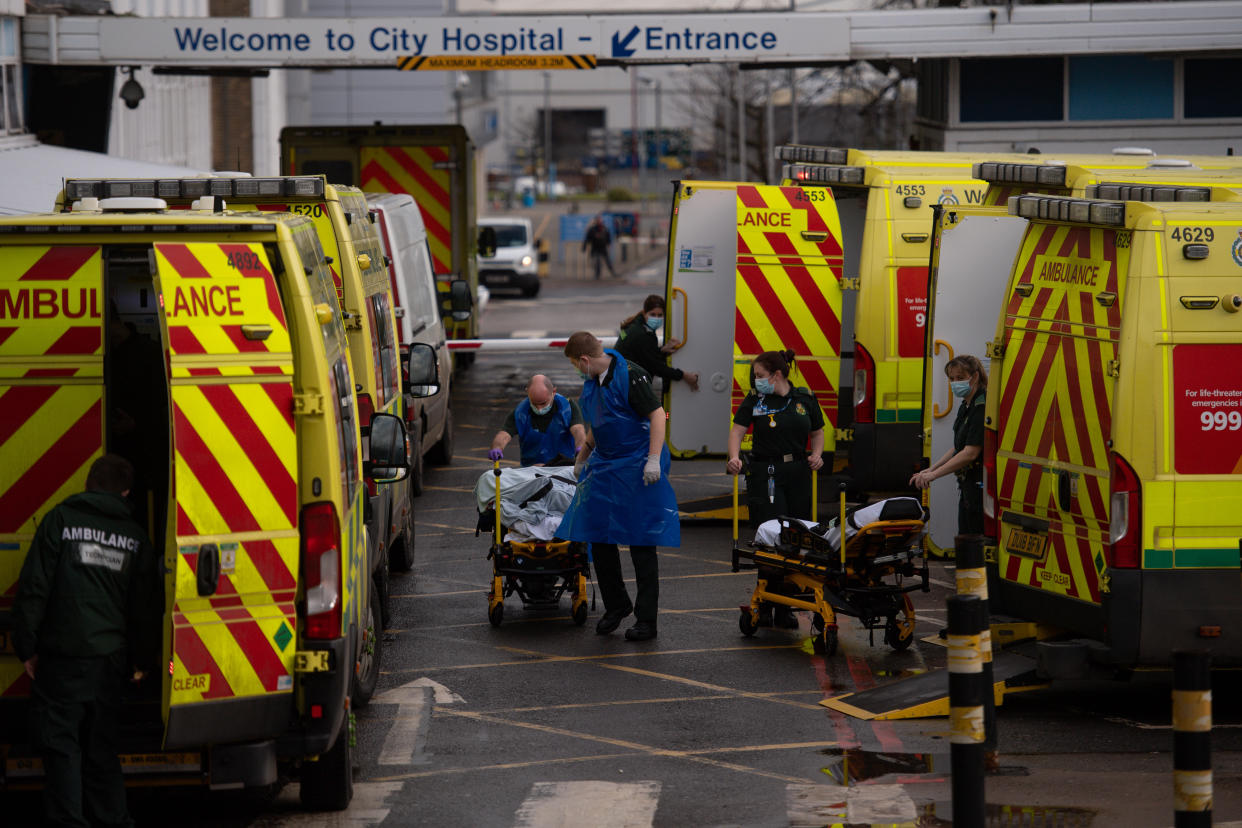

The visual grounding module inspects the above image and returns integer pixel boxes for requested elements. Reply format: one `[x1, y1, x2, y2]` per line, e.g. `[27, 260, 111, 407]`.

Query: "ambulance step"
[677, 494, 746, 523]
[819, 651, 1043, 721]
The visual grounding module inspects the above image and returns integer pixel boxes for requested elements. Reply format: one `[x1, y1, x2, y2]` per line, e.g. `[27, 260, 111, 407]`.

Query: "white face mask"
[532, 401, 553, 416]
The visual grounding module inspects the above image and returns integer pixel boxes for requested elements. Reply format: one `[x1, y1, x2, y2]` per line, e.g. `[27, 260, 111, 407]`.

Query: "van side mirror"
[478, 226, 497, 258]
[402, 342, 440, 398]
[448, 278, 473, 322]
[366, 412, 410, 483]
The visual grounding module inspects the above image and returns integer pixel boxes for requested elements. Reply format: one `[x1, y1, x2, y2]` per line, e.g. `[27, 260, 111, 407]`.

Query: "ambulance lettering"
[169, 284, 244, 318]
[1032, 255, 1103, 288]
[0, 287, 101, 319]
[172, 673, 211, 694]
[739, 211, 792, 228]
[1038, 569, 1071, 588]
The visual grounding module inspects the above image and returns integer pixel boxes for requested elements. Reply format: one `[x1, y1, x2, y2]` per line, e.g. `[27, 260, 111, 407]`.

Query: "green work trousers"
[31, 652, 133, 828]
[591, 543, 659, 623]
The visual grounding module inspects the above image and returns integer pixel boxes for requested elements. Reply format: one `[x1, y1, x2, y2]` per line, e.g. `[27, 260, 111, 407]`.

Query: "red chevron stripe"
[1049, 533, 1079, 599]
[1058, 334, 1096, 471]
[198, 383, 297, 528]
[173, 622, 234, 699]
[998, 288, 1053, 428]
[1004, 551, 1022, 581]
[173, 401, 271, 539]
[1001, 297, 1060, 445]
[385, 147, 451, 210]
[221, 325, 271, 353]
[224, 609, 290, 692]
[167, 326, 207, 355]
[0, 385, 59, 447]
[737, 263, 816, 363]
[261, 382, 295, 431]
[45, 326, 101, 356]
[19, 246, 98, 281]
[219, 243, 287, 329]
[360, 160, 453, 268]
[0, 400, 100, 533]
[2, 673, 31, 697]
[0, 327, 15, 347]
[423, 144, 449, 164]
[779, 186, 844, 257]
[737, 185, 767, 209]
[159, 244, 213, 279]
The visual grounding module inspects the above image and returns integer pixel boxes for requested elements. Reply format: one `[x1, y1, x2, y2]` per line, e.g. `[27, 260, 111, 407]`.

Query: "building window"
[1068, 55, 1173, 121]
[1184, 58, 1242, 118]
[0, 18, 19, 134]
[960, 57, 1063, 123]
[916, 59, 948, 125]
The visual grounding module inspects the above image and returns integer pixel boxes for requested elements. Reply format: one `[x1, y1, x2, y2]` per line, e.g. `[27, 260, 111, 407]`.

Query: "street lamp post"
[639, 76, 661, 216]
[543, 71, 555, 200]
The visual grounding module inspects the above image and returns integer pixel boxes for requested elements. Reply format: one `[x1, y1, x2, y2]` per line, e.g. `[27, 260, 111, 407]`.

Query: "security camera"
[119, 68, 145, 110]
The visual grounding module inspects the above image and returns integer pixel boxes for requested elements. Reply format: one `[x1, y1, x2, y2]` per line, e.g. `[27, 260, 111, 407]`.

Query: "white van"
[367, 193, 454, 509]
[478, 216, 546, 297]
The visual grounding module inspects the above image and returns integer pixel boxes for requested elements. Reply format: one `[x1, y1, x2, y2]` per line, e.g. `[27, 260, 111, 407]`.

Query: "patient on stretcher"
[753, 497, 927, 552]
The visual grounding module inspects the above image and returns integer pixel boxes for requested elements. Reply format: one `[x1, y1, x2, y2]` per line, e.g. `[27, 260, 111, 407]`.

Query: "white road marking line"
[254, 781, 403, 827]
[787, 783, 917, 828]
[513, 781, 661, 828]
[372, 678, 464, 766]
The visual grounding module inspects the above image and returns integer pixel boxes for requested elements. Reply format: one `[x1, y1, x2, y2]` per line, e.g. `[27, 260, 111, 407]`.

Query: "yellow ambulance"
[661, 180, 845, 466]
[983, 193, 1242, 671]
[923, 164, 1242, 556]
[777, 146, 1242, 493]
[0, 196, 431, 806]
[59, 177, 417, 605]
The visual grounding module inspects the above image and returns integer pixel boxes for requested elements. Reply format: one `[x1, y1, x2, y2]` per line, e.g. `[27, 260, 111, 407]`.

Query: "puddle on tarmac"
[802, 748, 1094, 827]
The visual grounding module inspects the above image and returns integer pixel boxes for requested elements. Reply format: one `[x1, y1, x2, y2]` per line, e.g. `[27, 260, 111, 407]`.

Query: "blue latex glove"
[488, 448, 504, 461]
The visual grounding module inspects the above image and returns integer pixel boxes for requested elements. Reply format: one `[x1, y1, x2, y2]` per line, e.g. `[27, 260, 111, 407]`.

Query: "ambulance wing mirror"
[402, 342, 441, 398]
[478, 226, 497, 259]
[448, 278, 473, 322]
[366, 412, 410, 483]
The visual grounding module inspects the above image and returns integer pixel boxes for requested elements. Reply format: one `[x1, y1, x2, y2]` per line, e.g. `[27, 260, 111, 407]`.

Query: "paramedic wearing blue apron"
[557, 332, 680, 642]
[488, 374, 587, 466]
[910, 354, 987, 535]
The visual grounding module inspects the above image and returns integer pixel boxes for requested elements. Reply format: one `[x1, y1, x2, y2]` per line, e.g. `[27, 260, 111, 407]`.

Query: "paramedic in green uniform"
[910, 354, 987, 534]
[616, 294, 700, 394]
[13, 454, 160, 828]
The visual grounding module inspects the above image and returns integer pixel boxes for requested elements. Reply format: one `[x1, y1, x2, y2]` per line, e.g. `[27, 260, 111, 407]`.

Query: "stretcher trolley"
[731, 479, 930, 656]
[475, 463, 590, 627]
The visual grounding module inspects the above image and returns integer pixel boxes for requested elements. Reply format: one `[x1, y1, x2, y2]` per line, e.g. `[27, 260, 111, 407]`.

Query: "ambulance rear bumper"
[278, 636, 350, 759]
[1111, 568, 1242, 667]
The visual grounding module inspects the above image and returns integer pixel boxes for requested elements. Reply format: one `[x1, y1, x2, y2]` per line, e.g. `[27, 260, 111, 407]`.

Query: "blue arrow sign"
[611, 26, 640, 58]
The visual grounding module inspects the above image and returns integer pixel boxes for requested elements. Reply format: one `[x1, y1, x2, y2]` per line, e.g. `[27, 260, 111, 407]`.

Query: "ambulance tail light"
[302, 503, 342, 639]
[853, 342, 875, 423]
[982, 426, 999, 539]
[356, 393, 374, 430]
[1108, 451, 1142, 569]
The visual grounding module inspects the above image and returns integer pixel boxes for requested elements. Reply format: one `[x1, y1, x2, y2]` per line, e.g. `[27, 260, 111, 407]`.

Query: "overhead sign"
[92, 15, 850, 67]
[397, 54, 597, 71]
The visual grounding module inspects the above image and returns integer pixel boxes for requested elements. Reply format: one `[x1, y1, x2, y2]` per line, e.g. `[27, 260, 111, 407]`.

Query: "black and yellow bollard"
[1173, 650, 1212, 828]
[948, 593, 987, 828]
[954, 535, 996, 753]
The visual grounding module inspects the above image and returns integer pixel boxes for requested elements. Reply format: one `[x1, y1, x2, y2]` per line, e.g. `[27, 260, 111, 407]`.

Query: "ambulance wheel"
[885, 617, 914, 652]
[489, 603, 504, 627]
[300, 713, 354, 811]
[429, 406, 454, 465]
[813, 627, 838, 657]
[572, 602, 589, 626]
[739, 610, 758, 637]
[351, 581, 383, 707]
[521, 282, 541, 298]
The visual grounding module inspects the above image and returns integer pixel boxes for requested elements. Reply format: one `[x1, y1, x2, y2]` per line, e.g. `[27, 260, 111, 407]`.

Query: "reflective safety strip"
[0, 245, 104, 699]
[733, 185, 844, 450]
[155, 243, 299, 712]
[360, 145, 453, 276]
[995, 224, 1130, 605]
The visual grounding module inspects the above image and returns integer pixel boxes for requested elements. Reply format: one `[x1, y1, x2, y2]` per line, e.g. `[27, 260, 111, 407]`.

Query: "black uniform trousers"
[958, 471, 984, 535]
[591, 543, 658, 623]
[746, 458, 812, 528]
[31, 651, 133, 828]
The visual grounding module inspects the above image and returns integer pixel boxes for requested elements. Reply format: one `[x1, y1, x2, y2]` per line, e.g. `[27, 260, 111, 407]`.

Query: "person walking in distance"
[14, 454, 161, 828]
[556, 332, 680, 641]
[582, 215, 617, 279]
[488, 374, 587, 467]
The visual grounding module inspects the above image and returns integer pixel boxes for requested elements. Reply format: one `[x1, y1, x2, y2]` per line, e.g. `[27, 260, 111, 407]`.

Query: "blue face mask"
[532, 401, 553, 416]
[646, 315, 663, 331]
[950, 380, 971, 399]
[755, 377, 775, 395]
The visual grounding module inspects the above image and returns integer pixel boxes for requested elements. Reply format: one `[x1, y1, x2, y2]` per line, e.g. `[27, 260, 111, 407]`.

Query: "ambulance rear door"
[666, 181, 740, 456]
[734, 184, 845, 456]
[994, 219, 1130, 615]
[0, 243, 105, 700]
[153, 240, 301, 749]
[925, 206, 1027, 552]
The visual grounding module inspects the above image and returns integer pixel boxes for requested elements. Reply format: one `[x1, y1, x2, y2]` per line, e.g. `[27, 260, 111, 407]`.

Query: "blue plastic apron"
[514, 395, 577, 466]
[556, 352, 680, 547]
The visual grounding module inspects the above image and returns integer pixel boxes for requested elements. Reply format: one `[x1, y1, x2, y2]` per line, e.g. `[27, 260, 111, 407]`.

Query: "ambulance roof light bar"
[1008, 195, 1126, 227]
[775, 144, 850, 165]
[1086, 183, 1211, 203]
[64, 176, 325, 203]
[786, 163, 865, 186]
[973, 162, 1068, 187]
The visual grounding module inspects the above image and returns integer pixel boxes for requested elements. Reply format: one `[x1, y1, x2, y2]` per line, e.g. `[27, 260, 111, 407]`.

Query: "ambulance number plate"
[1005, 527, 1048, 561]
[294, 651, 331, 672]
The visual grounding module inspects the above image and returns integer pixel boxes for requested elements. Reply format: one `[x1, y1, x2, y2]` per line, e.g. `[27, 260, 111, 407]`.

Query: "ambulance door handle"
[196, 543, 220, 597]
[932, 339, 955, 418]
[801, 231, 828, 242]
[670, 287, 688, 352]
